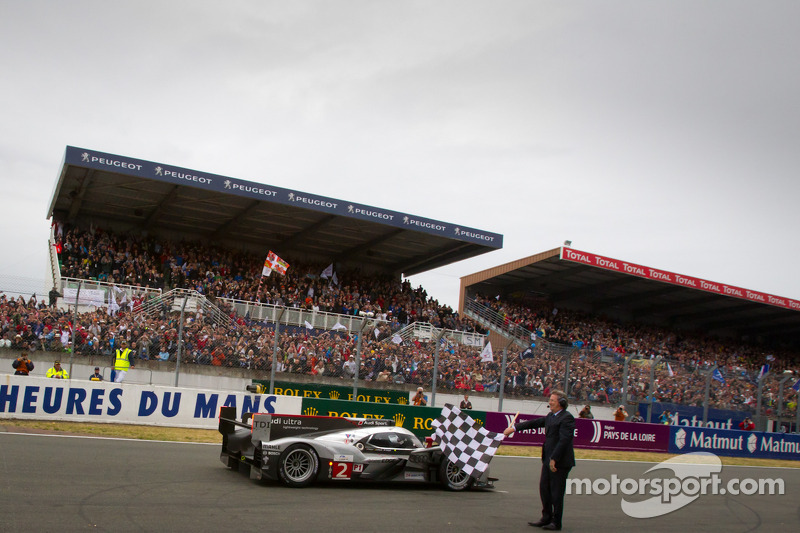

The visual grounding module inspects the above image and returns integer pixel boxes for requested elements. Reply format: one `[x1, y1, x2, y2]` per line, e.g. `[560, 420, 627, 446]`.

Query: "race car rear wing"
[219, 406, 395, 445]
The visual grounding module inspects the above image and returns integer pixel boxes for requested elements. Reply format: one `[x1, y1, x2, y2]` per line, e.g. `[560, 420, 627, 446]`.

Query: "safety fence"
[3, 375, 799, 460]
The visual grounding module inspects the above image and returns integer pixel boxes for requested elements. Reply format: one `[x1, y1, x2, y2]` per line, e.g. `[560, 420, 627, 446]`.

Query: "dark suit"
[515, 409, 575, 528]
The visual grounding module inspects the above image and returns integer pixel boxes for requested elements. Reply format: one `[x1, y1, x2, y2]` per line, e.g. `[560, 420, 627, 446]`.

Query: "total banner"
[0, 375, 302, 429]
[254, 380, 413, 405]
[485, 412, 670, 453]
[669, 425, 800, 460]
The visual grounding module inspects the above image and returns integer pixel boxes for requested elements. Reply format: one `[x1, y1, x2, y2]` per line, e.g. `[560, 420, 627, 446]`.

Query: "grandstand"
[1, 146, 795, 431]
[458, 247, 800, 429]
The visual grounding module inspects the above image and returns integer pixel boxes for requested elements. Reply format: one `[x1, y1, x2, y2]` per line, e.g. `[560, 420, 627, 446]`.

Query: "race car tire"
[278, 444, 319, 488]
[439, 458, 474, 491]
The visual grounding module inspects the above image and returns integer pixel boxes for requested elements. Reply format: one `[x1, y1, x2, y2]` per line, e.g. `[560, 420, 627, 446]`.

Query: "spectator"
[659, 410, 673, 425]
[46, 360, 69, 379]
[739, 417, 755, 431]
[342, 355, 357, 379]
[48, 286, 61, 307]
[12, 352, 34, 375]
[89, 367, 103, 381]
[629, 413, 645, 423]
[412, 387, 427, 406]
[460, 394, 473, 409]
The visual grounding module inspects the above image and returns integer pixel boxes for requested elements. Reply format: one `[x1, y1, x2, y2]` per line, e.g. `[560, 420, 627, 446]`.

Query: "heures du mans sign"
[561, 247, 800, 311]
[63, 146, 502, 248]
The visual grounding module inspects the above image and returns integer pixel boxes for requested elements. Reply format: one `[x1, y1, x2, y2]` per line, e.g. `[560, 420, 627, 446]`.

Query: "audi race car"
[218, 406, 496, 490]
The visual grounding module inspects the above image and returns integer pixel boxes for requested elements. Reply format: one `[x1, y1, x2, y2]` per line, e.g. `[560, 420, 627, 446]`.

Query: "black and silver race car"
[218, 407, 495, 490]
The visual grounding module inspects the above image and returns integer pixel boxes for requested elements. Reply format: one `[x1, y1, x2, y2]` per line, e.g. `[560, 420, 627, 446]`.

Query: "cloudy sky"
[1, 1, 798, 309]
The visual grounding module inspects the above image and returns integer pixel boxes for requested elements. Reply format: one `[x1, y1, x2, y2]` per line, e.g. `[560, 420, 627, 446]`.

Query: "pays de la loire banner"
[485, 413, 670, 453]
[0, 375, 301, 429]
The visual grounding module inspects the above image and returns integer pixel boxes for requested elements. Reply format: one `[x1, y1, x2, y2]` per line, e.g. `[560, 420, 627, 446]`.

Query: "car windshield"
[367, 432, 421, 450]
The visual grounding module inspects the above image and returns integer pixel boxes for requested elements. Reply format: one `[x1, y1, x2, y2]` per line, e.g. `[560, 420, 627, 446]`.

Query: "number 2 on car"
[330, 462, 353, 479]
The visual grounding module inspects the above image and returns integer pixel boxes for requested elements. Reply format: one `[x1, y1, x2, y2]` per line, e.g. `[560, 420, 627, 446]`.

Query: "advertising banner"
[485, 412, 670, 453]
[639, 402, 750, 430]
[254, 380, 413, 405]
[0, 375, 302, 429]
[669, 425, 800, 460]
[300, 397, 487, 439]
[65, 146, 502, 248]
[561, 247, 800, 311]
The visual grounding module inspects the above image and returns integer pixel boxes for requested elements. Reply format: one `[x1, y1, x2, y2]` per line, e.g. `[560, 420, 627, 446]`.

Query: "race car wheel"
[278, 444, 319, 488]
[439, 459, 473, 491]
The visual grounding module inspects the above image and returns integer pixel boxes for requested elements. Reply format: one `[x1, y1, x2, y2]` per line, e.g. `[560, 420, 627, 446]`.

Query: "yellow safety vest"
[114, 348, 132, 371]
[46, 367, 69, 379]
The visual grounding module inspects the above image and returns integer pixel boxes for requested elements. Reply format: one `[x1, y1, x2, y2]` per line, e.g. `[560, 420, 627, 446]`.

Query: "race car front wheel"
[278, 444, 319, 488]
[439, 459, 474, 491]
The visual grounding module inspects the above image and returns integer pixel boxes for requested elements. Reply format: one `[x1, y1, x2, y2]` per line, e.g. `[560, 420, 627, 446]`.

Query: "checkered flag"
[432, 404, 505, 479]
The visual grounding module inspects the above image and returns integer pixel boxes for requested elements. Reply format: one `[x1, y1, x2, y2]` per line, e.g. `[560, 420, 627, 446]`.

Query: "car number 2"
[331, 462, 353, 480]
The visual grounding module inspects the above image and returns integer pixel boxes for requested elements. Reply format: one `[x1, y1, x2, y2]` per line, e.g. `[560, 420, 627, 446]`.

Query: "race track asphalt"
[0, 432, 798, 532]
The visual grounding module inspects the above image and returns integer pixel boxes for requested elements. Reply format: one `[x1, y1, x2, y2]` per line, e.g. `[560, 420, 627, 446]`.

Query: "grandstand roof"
[460, 247, 800, 347]
[47, 146, 502, 276]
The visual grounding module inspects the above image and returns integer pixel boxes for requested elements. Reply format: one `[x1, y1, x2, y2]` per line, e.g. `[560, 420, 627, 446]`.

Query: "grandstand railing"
[218, 296, 389, 333]
[60, 277, 162, 311]
[463, 296, 539, 350]
[385, 321, 487, 347]
[136, 288, 232, 329]
[48, 230, 60, 292]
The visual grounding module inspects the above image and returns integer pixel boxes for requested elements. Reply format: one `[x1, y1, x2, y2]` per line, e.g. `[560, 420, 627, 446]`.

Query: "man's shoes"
[528, 519, 550, 527]
[540, 524, 561, 531]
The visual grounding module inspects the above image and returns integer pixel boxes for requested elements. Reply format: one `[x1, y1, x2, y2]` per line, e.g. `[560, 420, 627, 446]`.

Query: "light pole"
[646, 356, 662, 424]
[702, 364, 718, 427]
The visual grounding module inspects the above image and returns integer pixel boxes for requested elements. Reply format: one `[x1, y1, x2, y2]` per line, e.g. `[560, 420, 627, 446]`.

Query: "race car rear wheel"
[278, 444, 319, 488]
[439, 459, 473, 491]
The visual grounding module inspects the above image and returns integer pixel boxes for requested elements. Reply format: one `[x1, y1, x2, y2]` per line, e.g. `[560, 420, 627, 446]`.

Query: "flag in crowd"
[758, 364, 770, 381]
[391, 334, 403, 345]
[432, 404, 504, 479]
[791, 379, 800, 393]
[712, 368, 726, 385]
[320, 263, 334, 279]
[666, 363, 674, 377]
[480, 341, 493, 363]
[332, 322, 347, 331]
[262, 251, 289, 276]
[304, 320, 313, 330]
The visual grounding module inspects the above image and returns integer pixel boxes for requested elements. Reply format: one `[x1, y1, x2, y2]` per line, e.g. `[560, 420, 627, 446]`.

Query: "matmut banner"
[485, 412, 669, 453]
[560, 247, 800, 311]
[0, 375, 302, 429]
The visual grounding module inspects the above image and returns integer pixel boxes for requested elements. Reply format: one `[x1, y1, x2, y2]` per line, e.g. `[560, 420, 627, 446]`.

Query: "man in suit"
[504, 390, 575, 531]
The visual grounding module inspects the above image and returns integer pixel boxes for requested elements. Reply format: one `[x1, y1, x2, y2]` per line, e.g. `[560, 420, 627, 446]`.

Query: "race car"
[218, 406, 496, 490]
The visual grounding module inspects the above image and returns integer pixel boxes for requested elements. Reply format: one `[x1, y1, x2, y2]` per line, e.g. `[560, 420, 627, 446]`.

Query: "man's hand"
[503, 425, 515, 436]
[549, 459, 557, 472]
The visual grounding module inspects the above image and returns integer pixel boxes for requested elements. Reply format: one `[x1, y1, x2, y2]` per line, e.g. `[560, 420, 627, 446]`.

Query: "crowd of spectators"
[472, 294, 799, 415]
[2, 222, 792, 418]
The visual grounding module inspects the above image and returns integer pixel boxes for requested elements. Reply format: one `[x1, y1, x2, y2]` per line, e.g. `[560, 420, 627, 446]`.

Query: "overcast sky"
[1, 1, 798, 309]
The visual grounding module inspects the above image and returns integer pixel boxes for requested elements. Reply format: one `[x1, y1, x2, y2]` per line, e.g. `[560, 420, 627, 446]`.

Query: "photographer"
[614, 405, 628, 421]
[12, 352, 35, 375]
[578, 405, 594, 419]
[739, 417, 755, 431]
